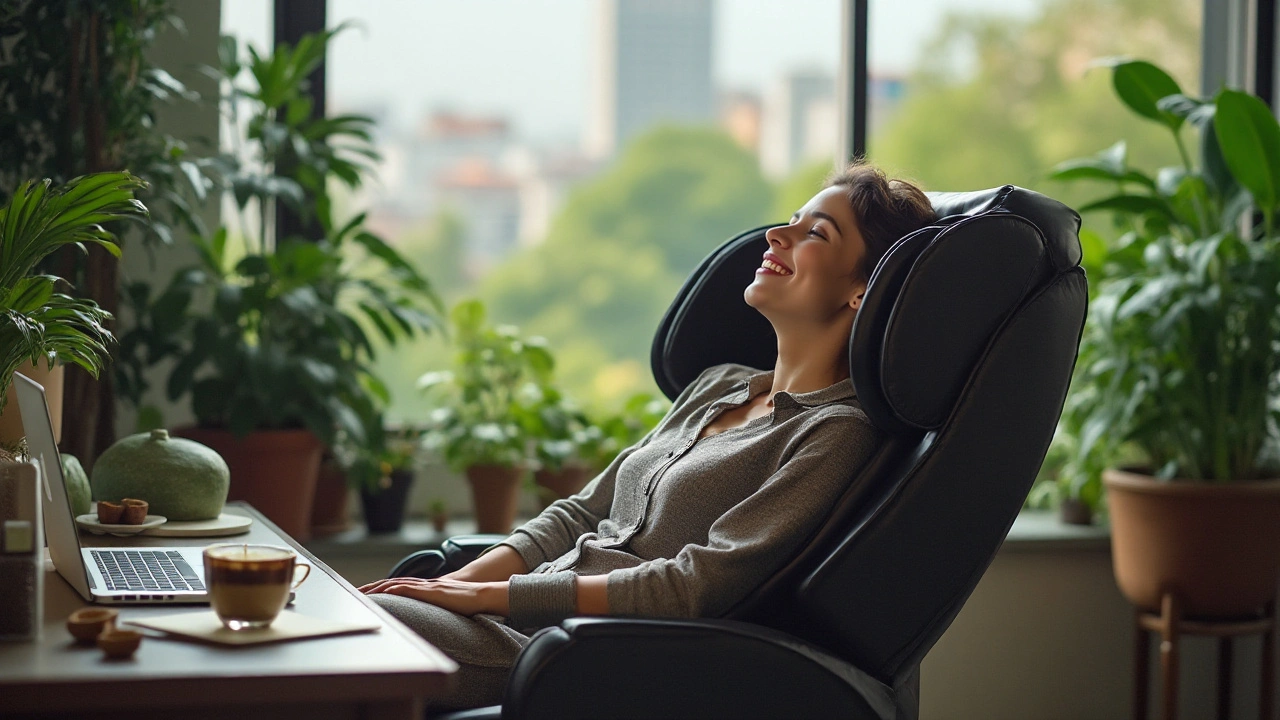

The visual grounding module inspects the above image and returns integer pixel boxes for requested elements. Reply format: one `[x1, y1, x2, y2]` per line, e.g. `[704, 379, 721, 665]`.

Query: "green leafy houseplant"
[1, 1, 219, 464]
[419, 300, 554, 472]
[118, 29, 441, 489]
[584, 392, 669, 470]
[420, 299, 554, 534]
[1054, 59, 1280, 486]
[0, 172, 148, 412]
[1052, 59, 1280, 619]
[517, 384, 598, 473]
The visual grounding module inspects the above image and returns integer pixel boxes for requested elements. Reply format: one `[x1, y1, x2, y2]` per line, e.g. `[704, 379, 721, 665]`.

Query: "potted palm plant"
[420, 300, 552, 534]
[1054, 59, 1280, 618]
[117, 30, 441, 540]
[0, 172, 147, 456]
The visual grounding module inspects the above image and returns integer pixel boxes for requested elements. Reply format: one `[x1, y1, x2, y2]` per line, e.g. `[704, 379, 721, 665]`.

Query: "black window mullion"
[273, 0, 327, 242]
[839, 0, 869, 165]
[1255, 0, 1276, 106]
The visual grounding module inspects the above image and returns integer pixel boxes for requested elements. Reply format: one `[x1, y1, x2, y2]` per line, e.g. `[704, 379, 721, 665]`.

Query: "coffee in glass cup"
[203, 544, 311, 630]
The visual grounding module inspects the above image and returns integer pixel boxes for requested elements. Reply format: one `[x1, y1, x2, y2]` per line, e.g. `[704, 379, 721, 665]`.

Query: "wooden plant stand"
[1132, 593, 1275, 720]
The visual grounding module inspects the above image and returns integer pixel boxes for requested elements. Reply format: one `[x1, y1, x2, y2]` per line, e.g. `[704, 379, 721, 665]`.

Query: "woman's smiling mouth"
[759, 253, 793, 276]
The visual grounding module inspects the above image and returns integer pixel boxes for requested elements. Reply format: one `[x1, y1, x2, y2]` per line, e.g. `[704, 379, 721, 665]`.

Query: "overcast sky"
[222, 0, 1038, 143]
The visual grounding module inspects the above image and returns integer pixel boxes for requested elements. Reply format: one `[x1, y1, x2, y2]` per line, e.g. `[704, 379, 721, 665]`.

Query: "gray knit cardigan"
[498, 363, 883, 631]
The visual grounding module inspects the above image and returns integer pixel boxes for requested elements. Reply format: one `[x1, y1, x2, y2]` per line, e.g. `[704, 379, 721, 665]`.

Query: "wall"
[115, 0, 222, 436]
[921, 521, 1277, 720]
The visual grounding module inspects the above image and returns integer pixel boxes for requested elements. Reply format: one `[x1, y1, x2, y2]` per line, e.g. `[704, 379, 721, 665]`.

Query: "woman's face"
[744, 185, 868, 327]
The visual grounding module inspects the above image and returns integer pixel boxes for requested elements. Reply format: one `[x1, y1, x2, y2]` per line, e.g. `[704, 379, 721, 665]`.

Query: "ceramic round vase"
[92, 429, 230, 521]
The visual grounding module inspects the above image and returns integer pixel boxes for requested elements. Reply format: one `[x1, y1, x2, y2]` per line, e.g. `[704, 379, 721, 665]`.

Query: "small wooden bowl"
[66, 607, 118, 644]
[96, 501, 124, 524]
[120, 498, 149, 525]
[97, 629, 142, 659]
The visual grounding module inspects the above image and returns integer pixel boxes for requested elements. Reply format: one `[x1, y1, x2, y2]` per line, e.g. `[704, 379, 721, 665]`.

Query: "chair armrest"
[387, 534, 507, 579]
[503, 617, 900, 720]
[441, 534, 507, 569]
[387, 549, 447, 579]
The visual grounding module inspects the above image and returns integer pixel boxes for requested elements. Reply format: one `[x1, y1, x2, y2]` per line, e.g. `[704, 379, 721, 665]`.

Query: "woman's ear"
[848, 285, 867, 312]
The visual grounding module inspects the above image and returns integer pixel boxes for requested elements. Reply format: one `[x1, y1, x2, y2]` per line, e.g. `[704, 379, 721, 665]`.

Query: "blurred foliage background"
[369, 0, 1199, 423]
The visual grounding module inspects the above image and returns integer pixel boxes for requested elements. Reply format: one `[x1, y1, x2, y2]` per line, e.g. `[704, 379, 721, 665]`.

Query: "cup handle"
[292, 562, 312, 589]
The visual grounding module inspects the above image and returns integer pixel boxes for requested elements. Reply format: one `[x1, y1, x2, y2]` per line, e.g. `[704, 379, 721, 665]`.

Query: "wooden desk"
[0, 503, 457, 719]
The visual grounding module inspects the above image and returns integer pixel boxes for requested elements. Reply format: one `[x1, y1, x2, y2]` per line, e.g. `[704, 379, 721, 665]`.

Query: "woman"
[360, 162, 938, 710]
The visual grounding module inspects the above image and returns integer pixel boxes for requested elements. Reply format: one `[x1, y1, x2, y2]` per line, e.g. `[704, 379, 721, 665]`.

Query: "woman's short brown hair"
[826, 162, 937, 282]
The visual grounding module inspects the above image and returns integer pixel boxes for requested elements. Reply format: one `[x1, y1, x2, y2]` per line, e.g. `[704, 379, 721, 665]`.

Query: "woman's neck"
[765, 323, 852, 402]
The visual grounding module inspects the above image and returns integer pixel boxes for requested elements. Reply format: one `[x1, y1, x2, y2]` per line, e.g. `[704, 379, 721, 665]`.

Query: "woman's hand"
[359, 577, 510, 617]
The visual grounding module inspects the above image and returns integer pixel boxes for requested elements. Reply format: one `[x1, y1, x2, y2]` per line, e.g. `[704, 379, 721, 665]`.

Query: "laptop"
[15, 372, 210, 604]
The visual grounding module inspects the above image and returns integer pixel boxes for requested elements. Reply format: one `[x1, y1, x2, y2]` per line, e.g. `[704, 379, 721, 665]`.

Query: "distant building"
[759, 71, 835, 179]
[869, 74, 908, 138]
[434, 157, 521, 275]
[759, 71, 909, 178]
[585, 0, 715, 159]
[504, 146, 601, 247]
[719, 90, 762, 152]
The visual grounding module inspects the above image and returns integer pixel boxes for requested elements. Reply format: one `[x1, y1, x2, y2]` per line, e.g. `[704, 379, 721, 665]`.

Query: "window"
[314, 0, 842, 416]
[867, 0, 1202, 200]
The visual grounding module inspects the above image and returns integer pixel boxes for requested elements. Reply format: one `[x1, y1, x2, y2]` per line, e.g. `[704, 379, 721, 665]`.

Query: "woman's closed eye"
[808, 226, 827, 240]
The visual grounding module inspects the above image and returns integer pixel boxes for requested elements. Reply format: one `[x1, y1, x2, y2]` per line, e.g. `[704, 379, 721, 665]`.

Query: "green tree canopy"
[873, 0, 1200, 206]
[478, 126, 772, 404]
[544, 125, 773, 276]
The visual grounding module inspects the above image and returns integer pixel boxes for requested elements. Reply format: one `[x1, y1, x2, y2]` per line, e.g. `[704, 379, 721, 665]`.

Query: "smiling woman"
[360, 161, 939, 711]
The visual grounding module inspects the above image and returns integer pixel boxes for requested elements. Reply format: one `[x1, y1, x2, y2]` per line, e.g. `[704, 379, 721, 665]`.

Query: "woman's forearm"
[444, 544, 528, 582]
[576, 574, 610, 615]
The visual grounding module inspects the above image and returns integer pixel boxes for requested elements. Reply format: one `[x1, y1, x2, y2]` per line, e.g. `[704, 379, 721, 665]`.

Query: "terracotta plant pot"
[174, 427, 323, 541]
[533, 465, 595, 510]
[0, 361, 64, 446]
[431, 512, 449, 534]
[464, 464, 524, 534]
[1105, 468, 1280, 618]
[310, 455, 352, 537]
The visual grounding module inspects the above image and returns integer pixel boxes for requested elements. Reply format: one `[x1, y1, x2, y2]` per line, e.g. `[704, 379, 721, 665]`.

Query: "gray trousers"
[370, 593, 531, 711]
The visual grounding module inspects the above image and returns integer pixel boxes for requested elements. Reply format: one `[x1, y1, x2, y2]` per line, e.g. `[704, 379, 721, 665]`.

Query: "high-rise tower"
[585, 0, 715, 159]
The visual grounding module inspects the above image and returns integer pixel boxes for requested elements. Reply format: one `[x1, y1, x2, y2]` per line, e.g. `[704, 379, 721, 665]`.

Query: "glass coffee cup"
[203, 544, 311, 630]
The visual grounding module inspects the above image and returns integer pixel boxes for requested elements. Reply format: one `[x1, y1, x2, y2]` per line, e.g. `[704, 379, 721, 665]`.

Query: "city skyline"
[222, 0, 1039, 145]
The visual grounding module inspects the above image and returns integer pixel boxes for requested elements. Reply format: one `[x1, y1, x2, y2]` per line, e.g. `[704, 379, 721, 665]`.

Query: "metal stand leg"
[1161, 593, 1181, 720]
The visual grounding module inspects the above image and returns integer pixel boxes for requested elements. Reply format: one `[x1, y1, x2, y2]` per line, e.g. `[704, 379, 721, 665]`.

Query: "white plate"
[75, 514, 167, 536]
[142, 513, 253, 537]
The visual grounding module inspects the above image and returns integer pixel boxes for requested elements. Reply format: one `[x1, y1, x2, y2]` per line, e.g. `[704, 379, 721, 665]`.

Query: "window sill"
[1000, 509, 1110, 552]
[305, 509, 1109, 561]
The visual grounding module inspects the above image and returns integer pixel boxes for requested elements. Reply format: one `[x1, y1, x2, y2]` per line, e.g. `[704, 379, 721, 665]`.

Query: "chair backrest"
[649, 185, 1087, 684]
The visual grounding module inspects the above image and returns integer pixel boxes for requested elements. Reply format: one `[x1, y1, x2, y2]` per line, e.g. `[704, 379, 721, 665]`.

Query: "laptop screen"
[14, 372, 94, 601]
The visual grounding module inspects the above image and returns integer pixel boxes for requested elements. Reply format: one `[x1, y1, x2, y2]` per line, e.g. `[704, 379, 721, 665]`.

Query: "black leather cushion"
[851, 212, 1049, 432]
[650, 225, 777, 399]
[650, 187, 1082, 409]
[928, 185, 1082, 270]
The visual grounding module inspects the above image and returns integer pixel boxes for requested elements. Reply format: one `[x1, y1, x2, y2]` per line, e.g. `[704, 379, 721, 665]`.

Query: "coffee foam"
[205, 545, 293, 562]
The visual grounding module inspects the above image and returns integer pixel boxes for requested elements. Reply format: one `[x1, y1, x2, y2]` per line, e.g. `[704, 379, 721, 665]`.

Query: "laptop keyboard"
[91, 549, 205, 592]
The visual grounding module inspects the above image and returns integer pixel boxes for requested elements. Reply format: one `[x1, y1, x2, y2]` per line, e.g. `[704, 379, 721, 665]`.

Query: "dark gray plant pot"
[360, 468, 415, 535]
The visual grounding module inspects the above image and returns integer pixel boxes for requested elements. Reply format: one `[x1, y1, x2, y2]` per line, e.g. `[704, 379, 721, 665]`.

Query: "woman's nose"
[765, 225, 792, 247]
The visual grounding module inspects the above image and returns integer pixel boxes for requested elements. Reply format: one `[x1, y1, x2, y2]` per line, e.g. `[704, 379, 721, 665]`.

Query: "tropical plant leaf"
[1214, 88, 1280, 217]
[1103, 59, 1185, 130]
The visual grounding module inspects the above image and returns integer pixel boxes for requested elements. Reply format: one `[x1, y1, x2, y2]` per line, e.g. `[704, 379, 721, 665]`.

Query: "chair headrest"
[849, 186, 1079, 432]
[650, 186, 1081, 434]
